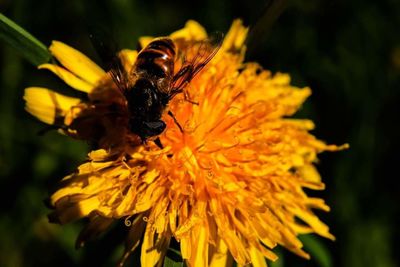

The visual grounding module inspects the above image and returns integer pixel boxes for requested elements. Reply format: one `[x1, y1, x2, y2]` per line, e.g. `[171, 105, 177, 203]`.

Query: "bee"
[105, 35, 222, 147]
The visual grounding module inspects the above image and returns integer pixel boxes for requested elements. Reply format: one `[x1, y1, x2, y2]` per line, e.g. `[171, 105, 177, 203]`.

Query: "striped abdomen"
[134, 38, 176, 78]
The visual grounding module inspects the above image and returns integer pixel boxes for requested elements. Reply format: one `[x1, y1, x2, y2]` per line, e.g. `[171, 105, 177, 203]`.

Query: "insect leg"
[167, 110, 183, 133]
[184, 90, 199, 105]
[154, 137, 173, 158]
[154, 137, 164, 149]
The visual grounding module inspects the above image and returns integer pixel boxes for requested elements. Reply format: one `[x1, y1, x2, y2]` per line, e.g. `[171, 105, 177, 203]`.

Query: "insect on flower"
[91, 32, 223, 148]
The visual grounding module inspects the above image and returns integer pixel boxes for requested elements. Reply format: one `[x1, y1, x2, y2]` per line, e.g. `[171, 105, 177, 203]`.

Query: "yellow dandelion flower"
[24, 20, 348, 267]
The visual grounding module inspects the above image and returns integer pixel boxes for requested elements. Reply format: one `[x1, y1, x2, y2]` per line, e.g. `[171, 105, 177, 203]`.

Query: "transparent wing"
[89, 29, 129, 92]
[169, 32, 223, 98]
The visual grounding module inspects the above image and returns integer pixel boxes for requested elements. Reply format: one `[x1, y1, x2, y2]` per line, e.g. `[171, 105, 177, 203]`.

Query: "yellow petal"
[141, 224, 162, 267]
[78, 197, 101, 217]
[118, 49, 138, 72]
[170, 20, 208, 41]
[289, 206, 335, 240]
[88, 149, 110, 161]
[299, 164, 322, 183]
[222, 19, 249, 52]
[54, 197, 101, 224]
[180, 235, 191, 261]
[249, 246, 268, 267]
[191, 225, 208, 267]
[138, 36, 155, 49]
[210, 239, 230, 267]
[254, 243, 278, 262]
[49, 41, 106, 85]
[24, 87, 80, 125]
[39, 64, 93, 93]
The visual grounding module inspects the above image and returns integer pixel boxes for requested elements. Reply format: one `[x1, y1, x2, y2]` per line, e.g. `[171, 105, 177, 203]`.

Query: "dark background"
[0, 0, 399, 266]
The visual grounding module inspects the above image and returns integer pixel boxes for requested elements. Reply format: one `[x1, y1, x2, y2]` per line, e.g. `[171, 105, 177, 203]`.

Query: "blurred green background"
[1, 0, 399, 266]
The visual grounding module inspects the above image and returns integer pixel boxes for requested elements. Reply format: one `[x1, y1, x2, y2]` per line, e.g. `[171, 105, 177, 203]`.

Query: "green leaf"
[163, 247, 184, 267]
[299, 234, 333, 267]
[0, 12, 50, 66]
[163, 256, 184, 267]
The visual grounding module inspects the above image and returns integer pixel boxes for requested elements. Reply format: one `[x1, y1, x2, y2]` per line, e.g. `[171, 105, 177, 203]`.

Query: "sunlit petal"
[49, 41, 106, 85]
